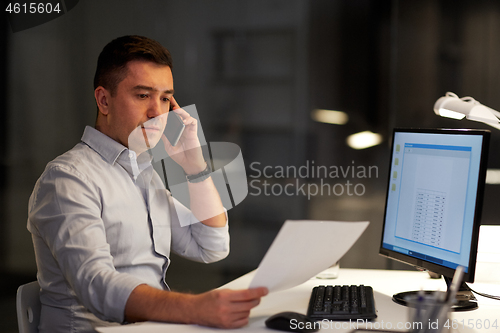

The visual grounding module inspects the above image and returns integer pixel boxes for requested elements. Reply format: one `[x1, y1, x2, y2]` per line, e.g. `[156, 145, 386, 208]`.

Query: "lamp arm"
[487, 107, 500, 119]
[485, 122, 500, 130]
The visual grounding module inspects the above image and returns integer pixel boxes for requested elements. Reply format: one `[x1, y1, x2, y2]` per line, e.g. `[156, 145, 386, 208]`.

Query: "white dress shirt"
[27, 126, 229, 332]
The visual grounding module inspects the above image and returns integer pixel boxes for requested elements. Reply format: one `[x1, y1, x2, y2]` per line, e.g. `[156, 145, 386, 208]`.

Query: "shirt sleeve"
[169, 195, 230, 263]
[28, 165, 145, 323]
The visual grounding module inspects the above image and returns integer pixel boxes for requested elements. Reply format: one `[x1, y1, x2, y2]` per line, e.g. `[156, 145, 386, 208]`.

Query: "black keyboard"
[307, 285, 377, 321]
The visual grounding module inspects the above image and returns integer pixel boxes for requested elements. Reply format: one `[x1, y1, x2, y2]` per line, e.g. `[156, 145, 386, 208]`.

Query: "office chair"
[16, 281, 41, 333]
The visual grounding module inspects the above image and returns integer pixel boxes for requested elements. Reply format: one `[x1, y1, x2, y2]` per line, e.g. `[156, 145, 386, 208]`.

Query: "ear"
[95, 86, 110, 115]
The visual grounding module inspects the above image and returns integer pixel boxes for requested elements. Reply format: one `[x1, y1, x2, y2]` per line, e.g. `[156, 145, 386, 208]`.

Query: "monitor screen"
[380, 128, 489, 285]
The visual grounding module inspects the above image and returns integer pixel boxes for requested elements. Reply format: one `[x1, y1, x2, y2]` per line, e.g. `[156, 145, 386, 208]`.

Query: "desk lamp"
[434, 92, 500, 129]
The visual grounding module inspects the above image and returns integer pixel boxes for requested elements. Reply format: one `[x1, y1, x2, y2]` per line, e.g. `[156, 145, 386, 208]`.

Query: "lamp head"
[434, 92, 499, 125]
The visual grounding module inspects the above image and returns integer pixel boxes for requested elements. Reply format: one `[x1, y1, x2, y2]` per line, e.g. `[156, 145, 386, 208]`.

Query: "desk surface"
[97, 268, 500, 333]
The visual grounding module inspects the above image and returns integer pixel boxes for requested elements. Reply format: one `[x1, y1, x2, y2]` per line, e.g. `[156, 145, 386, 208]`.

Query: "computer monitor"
[379, 128, 490, 311]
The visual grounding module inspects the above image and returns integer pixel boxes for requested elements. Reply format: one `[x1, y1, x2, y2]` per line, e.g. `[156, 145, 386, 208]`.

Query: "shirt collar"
[81, 126, 127, 165]
[81, 126, 153, 181]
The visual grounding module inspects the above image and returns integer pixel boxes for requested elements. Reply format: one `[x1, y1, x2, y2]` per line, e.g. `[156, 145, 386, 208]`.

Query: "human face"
[100, 60, 174, 152]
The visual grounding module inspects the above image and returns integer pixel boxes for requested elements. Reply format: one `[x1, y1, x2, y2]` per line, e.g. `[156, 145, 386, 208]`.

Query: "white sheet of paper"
[249, 220, 369, 293]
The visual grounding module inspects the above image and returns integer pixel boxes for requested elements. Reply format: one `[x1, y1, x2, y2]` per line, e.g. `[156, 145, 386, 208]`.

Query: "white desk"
[97, 269, 500, 333]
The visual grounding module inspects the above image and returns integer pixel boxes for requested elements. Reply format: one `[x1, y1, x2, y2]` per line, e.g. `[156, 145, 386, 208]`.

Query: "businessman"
[28, 35, 267, 333]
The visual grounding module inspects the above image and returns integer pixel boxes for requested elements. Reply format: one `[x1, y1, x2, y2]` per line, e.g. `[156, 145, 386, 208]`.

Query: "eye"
[162, 97, 171, 102]
[138, 94, 149, 99]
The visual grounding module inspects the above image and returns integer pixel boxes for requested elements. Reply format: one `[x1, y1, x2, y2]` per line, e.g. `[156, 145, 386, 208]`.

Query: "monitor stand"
[392, 276, 478, 311]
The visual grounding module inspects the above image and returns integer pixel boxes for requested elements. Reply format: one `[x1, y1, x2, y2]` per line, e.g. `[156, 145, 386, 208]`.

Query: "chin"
[145, 132, 163, 148]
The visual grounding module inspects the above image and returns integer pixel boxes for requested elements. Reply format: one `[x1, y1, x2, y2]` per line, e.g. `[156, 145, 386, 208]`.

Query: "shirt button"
[129, 152, 135, 159]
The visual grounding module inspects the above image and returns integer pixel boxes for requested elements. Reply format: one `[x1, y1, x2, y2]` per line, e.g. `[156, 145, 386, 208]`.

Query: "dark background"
[1, 0, 500, 331]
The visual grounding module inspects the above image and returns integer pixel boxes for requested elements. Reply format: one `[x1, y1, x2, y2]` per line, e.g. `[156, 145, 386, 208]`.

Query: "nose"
[148, 99, 166, 119]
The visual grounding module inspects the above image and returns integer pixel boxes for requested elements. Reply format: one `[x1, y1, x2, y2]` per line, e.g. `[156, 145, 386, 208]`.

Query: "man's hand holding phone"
[161, 97, 206, 175]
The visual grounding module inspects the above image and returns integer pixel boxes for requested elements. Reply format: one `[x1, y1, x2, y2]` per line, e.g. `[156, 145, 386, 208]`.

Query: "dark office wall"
[307, 0, 500, 272]
[393, 0, 500, 226]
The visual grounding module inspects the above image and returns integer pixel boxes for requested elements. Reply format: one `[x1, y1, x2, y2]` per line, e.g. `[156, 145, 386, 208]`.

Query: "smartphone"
[165, 111, 185, 146]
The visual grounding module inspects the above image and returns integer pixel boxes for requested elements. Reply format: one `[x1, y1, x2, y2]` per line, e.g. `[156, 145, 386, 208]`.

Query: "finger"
[225, 288, 269, 302]
[160, 134, 178, 156]
[173, 111, 197, 136]
[251, 287, 269, 296]
[182, 117, 197, 127]
[227, 298, 261, 312]
[229, 315, 250, 328]
[172, 107, 192, 120]
[170, 96, 180, 110]
[220, 310, 251, 328]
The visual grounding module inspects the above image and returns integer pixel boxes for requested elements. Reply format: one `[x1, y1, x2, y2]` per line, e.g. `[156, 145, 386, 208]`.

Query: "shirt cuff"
[104, 274, 147, 323]
[190, 221, 229, 254]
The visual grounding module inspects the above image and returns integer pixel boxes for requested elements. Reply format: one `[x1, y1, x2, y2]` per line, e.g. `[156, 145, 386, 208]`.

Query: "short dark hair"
[93, 35, 173, 96]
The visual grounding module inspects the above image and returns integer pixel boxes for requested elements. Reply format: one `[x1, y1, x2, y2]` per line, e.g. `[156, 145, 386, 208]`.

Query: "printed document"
[249, 220, 369, 293]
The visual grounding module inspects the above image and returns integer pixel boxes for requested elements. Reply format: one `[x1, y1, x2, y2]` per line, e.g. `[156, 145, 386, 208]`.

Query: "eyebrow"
[133, 85, 174, 94]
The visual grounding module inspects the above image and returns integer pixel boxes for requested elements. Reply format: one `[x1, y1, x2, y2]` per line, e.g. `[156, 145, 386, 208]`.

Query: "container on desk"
[406, 292, 451, 333]
[316, 261, 340, 279]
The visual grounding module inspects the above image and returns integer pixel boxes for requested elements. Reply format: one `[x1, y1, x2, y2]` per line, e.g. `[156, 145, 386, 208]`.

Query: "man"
[28, 35, 267, 333]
